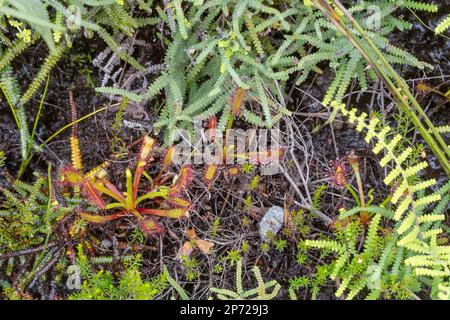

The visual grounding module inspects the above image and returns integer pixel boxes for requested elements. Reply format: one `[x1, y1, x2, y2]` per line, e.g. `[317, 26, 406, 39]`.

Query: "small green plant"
[289, 275, 310, 293]
[210, 217, 221, 237]
[210, 259, 281, 300]
[0, 0, 151, 104]
[181, 256, 200, 282]
[97, 0, 435, 145]
[70, 251, 167, 300]
[314, 0, 450, 174]
[214, 263, 224, 274]
[241, 241, 250, 253]
[227, 249, 241, 266]
[110, 97, 129, 160]
[286, 209, 311, 238]
[0, 171, 76, 251]
[259, 242, 270, 253]
[274, 239, 287, 252]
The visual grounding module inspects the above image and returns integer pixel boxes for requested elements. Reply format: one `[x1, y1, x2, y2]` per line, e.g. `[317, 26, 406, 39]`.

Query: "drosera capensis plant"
[59, 96, 192, 234]
[61, 135, 193, 235]
[328, 151, 374, 226]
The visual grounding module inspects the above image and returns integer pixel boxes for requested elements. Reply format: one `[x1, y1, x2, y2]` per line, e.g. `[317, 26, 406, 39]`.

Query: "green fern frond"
[0, 36, 37, 71]
[210, 259, 281, 300]
[20, 42, 66, 106]
[402, 1, 438, 13]
[435, 15, 450, 34]
[164, 266, 189, 300]
[329, 101, 450, 296]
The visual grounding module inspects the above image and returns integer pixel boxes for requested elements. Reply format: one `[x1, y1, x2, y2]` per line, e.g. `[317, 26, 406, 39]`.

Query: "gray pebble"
[101, 239, 112, 249]
[259, 206, 284, 242]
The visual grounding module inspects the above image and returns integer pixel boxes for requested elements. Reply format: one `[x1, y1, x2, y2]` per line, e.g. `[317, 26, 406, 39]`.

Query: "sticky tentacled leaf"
[169, 166, 193, 196]
[203, 163, 219, 188]
[231, 87, 246, 115]
[80, 212, 124, 223]
[139, 218, 163, 235]
[138, 208, 189, 219]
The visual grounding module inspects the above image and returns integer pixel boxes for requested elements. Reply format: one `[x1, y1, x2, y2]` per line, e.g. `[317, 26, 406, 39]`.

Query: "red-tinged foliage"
[102, 180, 126, 202]
[169, 166, 193, 197]
[79, 212, 126, 223]
[60, 166, 106, 208]
[138, 208, 188, 219]
[139, 218, 163, 235]
[82, 179, 107, 209]
[60, 166, 83, 185]
[205, 116, 218, 141]
[161, 145, 175, 170]
[329, 159, 348, 189]
[167, 196, 192, 208]
[62, 135, 193, 236]
[231, 87, 246, 116]
[203, 163, 219, 188]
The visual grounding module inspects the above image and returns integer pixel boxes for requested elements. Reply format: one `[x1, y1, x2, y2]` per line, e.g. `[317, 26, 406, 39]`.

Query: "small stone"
[101, 239, 112, 249]
[259, 206, 284, 242]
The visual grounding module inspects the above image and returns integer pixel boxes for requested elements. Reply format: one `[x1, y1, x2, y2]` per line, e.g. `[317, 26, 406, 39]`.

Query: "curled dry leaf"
[176, 241, 195, 261]
[196, 239, 214, 254]
[177, 228, 215, 260]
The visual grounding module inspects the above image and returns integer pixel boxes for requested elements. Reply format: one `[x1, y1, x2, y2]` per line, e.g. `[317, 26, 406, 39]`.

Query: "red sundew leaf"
[60, 167, 106, 208]
[138, 208, 188, 219]
[60, 166, 84, 185]
[139, 136, 157, 162]
[231, 87, 246, 115]
[133, 164, 146, 205]
[167, 197, 192, 208]
[82, 180, 106, 209]
[205, 116, 218, 141]
[169, 166, 193, 196]
[102, 180, 126, 202]
[203, 163, 219, 188]
[139, 218, 163, 235]
[330, 159, 348, 189]
[79, 212, 124, 223]
[161, 145, 175, 170]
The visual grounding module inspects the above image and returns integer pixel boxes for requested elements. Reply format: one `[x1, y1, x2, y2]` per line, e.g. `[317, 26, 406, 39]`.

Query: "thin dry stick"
[278, 164, 332, 224]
